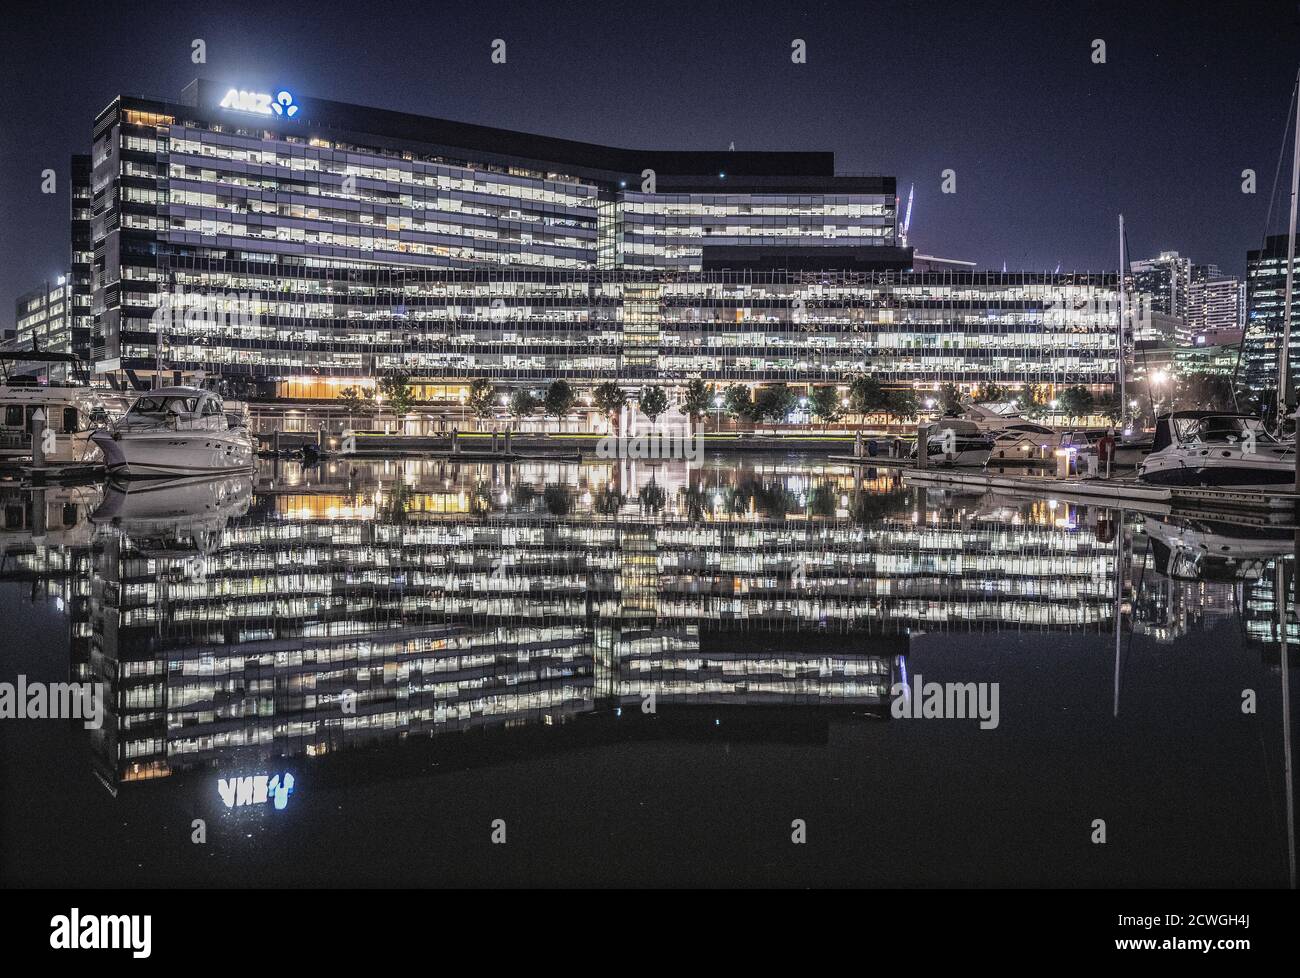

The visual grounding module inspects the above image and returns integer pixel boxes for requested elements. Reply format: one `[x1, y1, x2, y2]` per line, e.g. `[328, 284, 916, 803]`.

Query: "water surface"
[0, 454, 1295, 887]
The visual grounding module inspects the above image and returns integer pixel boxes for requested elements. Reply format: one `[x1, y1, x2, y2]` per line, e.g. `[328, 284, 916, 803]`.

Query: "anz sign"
[219, 87, 299, 118]
[218, 772, 296, 811]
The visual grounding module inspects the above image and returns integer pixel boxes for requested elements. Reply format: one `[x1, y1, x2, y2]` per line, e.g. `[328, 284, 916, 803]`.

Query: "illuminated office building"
[1129, 251, 1191, 325]
[81, 79, 1118, 398]
[1244, 234, 1300, 393]
[10, 158, 94, 380]
[14, 277, 71, 369]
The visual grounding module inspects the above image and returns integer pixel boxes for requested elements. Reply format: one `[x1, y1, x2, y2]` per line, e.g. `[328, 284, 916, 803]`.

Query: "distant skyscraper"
[68, 154, 92, 366]
[1129, 251, 1191, 325]
[1243, 234, 1300, 394]
[1187, 264, 1241, 342]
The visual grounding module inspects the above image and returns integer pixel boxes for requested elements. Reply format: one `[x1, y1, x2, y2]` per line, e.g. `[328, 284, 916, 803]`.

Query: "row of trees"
[333, 374, 1128, 427]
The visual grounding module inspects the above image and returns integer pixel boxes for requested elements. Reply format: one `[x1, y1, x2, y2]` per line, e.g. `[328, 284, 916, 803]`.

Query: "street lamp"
[714, 394, 723, 432]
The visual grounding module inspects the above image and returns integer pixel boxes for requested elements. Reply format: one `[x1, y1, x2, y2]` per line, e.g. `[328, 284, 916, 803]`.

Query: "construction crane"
[899, 183, 914, 247]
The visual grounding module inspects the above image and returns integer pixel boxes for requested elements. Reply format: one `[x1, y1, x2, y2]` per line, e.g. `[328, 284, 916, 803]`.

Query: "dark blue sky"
[1, 0, 1298, 325]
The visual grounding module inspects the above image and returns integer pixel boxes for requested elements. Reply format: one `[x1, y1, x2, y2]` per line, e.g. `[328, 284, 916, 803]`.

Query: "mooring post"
[31, 408, 47, 470]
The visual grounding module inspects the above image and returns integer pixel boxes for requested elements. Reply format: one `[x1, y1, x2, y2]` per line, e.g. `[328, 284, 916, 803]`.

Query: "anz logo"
[219, 88, 299, 118]
[218, 772, 296, 811]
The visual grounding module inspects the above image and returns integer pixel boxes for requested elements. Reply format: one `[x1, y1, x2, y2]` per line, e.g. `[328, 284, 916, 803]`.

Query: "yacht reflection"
[90, 474, 252, 556]
[1143, 514, 1294, 583]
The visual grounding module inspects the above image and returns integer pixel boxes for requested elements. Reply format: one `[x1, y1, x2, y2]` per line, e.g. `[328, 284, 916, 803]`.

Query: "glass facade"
[84, 82, 1115, 396]
[1243, 234, 1300, 393]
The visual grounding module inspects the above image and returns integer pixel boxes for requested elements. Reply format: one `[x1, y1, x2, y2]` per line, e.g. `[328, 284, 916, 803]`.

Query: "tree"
[939, 382, 963, 414]
[754, 384, 797, 422]
[1176, 372, 1235, 412]
[337, 385, 375, 416]
[1016, 384, 1043, 418]
[593, 381, 627, 430]
[886, 389, 919, 421]
[377, 372, 414, 414]
[723, 384, 753, 421]
[681, 378, 713, 422]
[1096, 392, 1123, 424]
[467, 378, 496, 419]
[809, 386, 843, 424]
[1059, 385, 1094, 422]
[848, 376, 887, 416]
[979, 382, 1010, 404]
[544, 379, 575, 417]
[509, 388, 540, 417]
[639, 386, 669, 426]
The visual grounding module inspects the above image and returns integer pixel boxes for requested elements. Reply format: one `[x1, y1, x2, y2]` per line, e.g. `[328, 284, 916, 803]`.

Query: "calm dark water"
[0, 454, 1295, 887]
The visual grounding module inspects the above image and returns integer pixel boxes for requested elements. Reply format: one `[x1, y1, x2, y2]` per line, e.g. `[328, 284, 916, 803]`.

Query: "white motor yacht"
[91, 387, 254, 478]
[0, 352, 127, 465]
[912, 418, 996, 466]
[1137, 412, 1295, 490]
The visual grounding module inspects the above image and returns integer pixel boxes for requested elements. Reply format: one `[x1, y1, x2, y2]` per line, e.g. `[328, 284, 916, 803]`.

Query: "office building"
[76, 79, 1117, 399]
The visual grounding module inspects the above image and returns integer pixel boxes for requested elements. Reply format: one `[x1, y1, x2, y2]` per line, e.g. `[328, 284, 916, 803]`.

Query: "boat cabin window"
[1175, 416, 1273, 444]
[200, 397, 223, 417]
[130, 395, 198, 417]
[3, 405, 63, 433]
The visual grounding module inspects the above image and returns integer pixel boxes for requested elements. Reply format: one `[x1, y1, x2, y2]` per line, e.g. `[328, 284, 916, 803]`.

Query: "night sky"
[1, 0, 1298, 325]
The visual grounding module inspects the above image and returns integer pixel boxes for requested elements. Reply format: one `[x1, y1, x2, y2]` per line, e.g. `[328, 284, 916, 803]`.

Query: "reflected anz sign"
[218, 772, 296, 811]
[219, 87, 299, 117]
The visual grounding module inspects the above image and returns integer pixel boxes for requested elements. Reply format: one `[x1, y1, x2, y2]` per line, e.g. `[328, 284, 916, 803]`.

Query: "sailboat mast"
[1279, 67, 1300, 431]
[1118, 214, 1126, 425]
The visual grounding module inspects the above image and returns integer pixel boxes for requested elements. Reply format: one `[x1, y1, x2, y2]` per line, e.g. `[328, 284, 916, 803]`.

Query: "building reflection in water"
[0, 457, 1291, 807]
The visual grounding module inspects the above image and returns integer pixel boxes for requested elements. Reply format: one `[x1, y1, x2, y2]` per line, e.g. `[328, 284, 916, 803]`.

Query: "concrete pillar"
[916, 424, 929, 469]
[451, 429, 460, 455]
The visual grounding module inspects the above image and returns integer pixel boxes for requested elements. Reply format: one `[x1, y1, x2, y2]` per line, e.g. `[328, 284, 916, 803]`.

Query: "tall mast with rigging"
[1279, 66, 1300, 432]
[1118, 213, 1126, 426]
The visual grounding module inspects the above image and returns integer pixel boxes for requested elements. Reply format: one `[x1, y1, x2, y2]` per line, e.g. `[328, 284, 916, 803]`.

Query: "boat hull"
[91, 428, 254, 478]
[1137, 453, 1295, 491]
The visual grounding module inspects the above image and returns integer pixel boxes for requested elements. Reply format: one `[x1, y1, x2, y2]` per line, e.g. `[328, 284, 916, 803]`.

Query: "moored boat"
[90, 387, 254, 478]
[1136, 411, 1294, 490]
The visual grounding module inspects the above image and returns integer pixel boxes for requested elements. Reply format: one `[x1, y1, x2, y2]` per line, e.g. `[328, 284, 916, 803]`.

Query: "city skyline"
[2, 0, 1298, 324]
